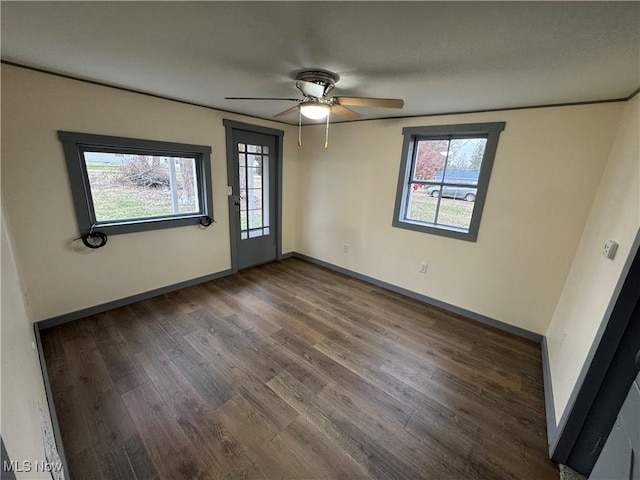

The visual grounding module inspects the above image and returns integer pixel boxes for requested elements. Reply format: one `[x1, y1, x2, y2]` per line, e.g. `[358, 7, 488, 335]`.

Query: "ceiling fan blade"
[296, 80, 325, 98]
[335, 97, 404, 109]
[273, 105, 300, 118]
[225, 97, 300, 101]
[331, 104, 361, 120]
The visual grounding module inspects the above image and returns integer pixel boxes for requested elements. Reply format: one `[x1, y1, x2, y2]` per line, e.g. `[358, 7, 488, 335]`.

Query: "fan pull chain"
[324, 111, 330, 149]
[298, 108, 302, 146]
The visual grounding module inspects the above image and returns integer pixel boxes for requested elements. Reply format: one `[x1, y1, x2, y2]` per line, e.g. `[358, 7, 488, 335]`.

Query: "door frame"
[223, 119, 285, 273]
[550, 228, 640, 475]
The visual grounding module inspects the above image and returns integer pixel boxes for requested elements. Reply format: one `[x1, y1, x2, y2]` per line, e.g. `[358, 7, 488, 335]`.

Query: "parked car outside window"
[425, 185, 477, 202]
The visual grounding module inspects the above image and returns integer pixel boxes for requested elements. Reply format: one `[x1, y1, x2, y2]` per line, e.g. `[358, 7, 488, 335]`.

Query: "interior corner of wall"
[1, 208, 35, 323]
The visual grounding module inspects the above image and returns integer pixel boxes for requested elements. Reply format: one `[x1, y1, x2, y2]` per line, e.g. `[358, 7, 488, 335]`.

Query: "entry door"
[230, 129, 278, 270]
[591, 368, 640, 480]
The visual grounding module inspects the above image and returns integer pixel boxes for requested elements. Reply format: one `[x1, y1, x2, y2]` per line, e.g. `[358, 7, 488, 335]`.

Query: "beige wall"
[1, 211, 55, 479]
[1, 65, 298, 321]
[296, 104, 623, 335]
[546, 95, 640, 422]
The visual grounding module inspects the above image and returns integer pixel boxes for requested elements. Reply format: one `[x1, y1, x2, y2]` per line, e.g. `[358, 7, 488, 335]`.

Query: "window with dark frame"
[392, 122, 505, 242]
[58, 131, 213, 237]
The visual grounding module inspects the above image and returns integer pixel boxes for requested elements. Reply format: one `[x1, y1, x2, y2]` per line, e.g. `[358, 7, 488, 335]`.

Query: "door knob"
[234, 201, 241, 206]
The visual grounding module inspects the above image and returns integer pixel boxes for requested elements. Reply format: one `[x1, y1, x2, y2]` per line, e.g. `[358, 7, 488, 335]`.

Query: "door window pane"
[248, 189, 262, 210]
[240, 209, 247, 230]
[263, 155, 270, 228]
[238, 143, 271, 239]
[247, 167, 261, 190]
[249, 209, 263, 228]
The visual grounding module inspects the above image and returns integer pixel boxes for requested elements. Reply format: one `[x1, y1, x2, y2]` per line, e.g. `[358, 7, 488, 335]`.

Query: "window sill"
[392, 218, 477, 242]
[89, 215, 210, 236]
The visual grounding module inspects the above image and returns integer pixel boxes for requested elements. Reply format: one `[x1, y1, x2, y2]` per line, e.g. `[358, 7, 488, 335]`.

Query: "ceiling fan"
[226, 69, 404, 147]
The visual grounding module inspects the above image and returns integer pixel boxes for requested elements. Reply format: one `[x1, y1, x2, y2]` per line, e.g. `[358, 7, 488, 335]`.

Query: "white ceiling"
[2, 1, 639, 124]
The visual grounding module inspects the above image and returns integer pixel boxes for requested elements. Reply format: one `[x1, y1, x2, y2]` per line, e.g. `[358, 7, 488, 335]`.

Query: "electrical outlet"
[343, 244, 349, 254]
[560, 330, 568, 346]
[603, 240, 618, 260]
[419, 262, 428, 274]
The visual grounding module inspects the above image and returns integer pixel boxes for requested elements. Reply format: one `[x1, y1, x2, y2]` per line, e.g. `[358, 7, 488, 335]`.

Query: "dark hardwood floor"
[41, 258, 558, 479]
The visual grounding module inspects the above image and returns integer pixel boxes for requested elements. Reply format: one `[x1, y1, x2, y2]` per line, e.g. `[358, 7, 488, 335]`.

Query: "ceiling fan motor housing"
[295, 69, 339, 96]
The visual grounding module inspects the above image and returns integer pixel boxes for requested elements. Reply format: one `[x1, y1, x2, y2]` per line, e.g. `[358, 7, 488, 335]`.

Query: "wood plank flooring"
[41, 258, 558, 479]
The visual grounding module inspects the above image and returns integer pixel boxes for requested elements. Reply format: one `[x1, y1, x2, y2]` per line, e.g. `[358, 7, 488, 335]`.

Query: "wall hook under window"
[81, 231, 108, 249]
[200, 216, 213, 227]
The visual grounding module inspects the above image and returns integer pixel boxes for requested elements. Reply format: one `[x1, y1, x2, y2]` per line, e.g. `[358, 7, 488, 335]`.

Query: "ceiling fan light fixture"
[299, 102, 331, 120]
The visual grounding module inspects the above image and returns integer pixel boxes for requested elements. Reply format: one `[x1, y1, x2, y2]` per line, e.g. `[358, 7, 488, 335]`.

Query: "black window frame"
[392, 122, 505, 242]
[58, 131, 213, 236]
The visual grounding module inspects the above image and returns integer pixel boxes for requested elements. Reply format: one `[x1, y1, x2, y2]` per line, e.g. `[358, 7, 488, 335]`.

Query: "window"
[58, 131, 213, 236]
[238, 142, 271, 239]
[392, 122, 505, 241]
